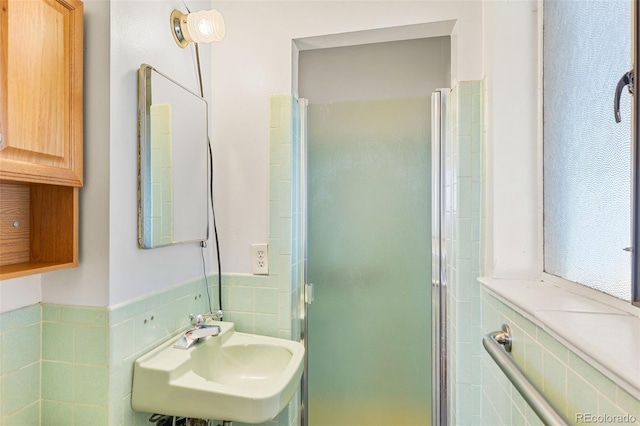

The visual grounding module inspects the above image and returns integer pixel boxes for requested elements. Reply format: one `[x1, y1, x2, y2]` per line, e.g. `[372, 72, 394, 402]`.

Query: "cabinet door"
[0, 0, 83, 187]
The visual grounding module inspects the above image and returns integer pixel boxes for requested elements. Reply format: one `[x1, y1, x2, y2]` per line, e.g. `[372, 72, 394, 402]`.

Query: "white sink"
[131, 321, 304, 423]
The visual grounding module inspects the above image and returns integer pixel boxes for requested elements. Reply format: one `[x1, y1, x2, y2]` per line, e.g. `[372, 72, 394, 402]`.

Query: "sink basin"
[131, 321, 304, 423]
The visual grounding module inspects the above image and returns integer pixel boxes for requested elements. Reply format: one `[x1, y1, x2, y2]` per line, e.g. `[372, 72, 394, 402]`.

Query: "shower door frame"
[299, 97, 310, 426]
[431, 88, 449, 426]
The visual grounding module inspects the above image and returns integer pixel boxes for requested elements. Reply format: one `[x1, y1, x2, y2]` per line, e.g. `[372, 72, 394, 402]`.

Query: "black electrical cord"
[199, 239, 213, 315]
[194, 41, 223, 317]
[208, 140, 223, 315]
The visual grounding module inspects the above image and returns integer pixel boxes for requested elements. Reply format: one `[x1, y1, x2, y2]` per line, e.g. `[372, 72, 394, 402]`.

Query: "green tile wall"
[481, 289, 640, 426]
[39, 304, 109, 426]
[446, 80, 485, 426]
[0, 304, 41, 425]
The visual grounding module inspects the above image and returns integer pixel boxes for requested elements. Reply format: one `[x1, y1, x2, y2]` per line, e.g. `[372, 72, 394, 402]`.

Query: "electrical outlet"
[250, 243, 269, 275]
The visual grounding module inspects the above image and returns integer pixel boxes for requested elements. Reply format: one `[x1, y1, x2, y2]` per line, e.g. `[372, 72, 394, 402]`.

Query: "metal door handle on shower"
[615, 69, 634, 123]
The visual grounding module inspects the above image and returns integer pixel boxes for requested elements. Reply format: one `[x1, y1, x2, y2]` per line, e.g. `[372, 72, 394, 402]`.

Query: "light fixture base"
[170, 9, 189, 48]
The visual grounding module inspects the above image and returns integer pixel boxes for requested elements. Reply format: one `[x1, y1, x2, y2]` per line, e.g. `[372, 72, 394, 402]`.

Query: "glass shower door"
[306, 97, 431, 425]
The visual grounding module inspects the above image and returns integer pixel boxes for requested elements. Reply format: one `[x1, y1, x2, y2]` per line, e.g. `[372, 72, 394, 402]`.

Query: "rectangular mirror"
[138, 63, 209, 248]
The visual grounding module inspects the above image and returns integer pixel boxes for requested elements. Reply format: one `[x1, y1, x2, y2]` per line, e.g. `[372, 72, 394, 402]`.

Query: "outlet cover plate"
[250, 243, 269, 275]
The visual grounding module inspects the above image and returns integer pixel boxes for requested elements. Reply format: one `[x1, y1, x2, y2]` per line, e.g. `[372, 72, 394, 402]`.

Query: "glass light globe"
[186, 9, 226, 43]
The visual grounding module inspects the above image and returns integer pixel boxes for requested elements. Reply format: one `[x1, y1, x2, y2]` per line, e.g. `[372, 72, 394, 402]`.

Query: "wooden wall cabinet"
[0, 0, 83, 279]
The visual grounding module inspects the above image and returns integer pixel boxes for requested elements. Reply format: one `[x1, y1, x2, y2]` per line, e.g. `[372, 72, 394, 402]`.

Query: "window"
[542, 0, 638, 304]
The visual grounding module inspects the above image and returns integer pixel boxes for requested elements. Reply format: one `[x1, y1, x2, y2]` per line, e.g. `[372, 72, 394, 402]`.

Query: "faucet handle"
[189, 313, 205, 326]
[189, 312, 222, 326]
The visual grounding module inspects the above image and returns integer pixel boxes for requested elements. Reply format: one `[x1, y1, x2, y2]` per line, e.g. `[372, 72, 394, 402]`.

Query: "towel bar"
[483, 324, 569, 426]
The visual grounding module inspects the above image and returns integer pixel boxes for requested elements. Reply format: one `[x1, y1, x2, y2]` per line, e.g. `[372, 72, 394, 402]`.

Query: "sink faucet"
[173, 326, 221, 349]
[173, 313, 222, 349]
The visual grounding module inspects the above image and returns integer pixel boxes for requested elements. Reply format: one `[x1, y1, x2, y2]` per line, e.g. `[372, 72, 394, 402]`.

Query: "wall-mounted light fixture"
[170, 9, 226, 48]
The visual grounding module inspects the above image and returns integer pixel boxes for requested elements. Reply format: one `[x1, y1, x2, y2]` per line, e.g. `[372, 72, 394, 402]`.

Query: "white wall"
[211, 0, 483, 273]
[0, 275, 40, 313]
[482, 0, 540, 279]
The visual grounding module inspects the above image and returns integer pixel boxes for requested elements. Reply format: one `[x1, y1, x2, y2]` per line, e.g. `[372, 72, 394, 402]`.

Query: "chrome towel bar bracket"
[492, 324, 513, 352]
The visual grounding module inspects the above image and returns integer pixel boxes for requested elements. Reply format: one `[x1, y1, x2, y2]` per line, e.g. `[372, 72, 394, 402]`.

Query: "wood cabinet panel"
[0, 0, 83, 187]
[0, 183, 29, 266]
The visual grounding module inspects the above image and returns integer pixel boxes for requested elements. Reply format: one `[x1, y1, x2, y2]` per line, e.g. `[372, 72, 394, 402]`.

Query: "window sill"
[478, 276, 640, 400]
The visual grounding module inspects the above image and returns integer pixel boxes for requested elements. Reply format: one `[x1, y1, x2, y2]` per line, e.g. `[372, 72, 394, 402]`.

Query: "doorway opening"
[297, 34, 451, 426]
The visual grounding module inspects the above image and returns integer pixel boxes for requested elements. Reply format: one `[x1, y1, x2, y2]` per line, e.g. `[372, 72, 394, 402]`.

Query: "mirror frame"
[137, 63, 210, 249]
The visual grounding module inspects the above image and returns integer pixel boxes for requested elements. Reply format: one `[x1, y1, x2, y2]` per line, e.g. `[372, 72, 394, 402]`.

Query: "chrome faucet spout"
[173, 324, 221, 349]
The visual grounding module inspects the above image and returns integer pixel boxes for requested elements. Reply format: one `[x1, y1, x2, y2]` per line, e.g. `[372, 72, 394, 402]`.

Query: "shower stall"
[305, 97, 433, 425]
[296, 36, 451, 426]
